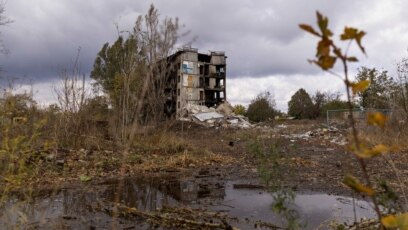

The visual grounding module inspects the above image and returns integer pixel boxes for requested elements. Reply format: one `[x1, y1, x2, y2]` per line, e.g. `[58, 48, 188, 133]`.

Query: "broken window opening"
[205, 78, 210, 88]
[204, 65, 209, 75]
[200, 91, 204, 100]
[199, 77, 203, 88]
[199, 64, 204, 75]
[215, 65, 225, 76]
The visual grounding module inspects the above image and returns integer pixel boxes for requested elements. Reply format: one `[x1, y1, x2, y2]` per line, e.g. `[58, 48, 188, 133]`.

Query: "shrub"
[233, 104, 246, 115]
[288, 88, 314, 119]
[246, 92, 276, 122]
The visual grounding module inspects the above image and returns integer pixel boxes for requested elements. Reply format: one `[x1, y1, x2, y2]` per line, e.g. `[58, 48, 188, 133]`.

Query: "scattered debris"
[280, 126, 347, 146]
[181, 101, 253, 129]
[107, 202, 239, 230]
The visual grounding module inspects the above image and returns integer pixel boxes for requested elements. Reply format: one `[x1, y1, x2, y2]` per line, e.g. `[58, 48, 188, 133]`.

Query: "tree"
[90, 36, 144, 109]
[91, 4, 180, 143]
[310, 91, 326, 118]
[246, 91, 276, 122]
[355, 67, 397, 109]
[310, 91, 354, 118]
[288, 88, 314, 119]
[0, 2, 12, 55]
[54, 48, 88, 113]
[396, 57, 408, 119]
[320, 99, 350, 115]
[0, 91, 37, 122]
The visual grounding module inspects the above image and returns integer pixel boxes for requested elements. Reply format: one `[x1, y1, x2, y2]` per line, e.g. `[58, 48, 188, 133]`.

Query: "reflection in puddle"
[0, 178, 375, 229]
[217, 182, 375, 229]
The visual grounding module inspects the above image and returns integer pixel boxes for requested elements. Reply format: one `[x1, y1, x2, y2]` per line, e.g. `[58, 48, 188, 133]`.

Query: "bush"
[233, 104, 246, 115]
[288, 88, 314, 119]
[246, 92, 276, 122]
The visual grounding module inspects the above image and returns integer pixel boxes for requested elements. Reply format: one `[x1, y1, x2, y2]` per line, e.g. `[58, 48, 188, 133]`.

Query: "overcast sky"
[0, 0, 407, 111]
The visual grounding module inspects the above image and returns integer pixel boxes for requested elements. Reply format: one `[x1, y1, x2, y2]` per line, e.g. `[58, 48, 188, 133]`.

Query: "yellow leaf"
[316, 11, 332, 37]
[343, 175, 375, 196]
[340, 27, 359, 40]
[382, 213, 408, 229]
[353, 144, 389, 159]
[367, 112, 387, 128]
[350, 80, 370, 94]
[371, 144, 389, 155]
[317, 55, 336, 70]
[340, 27, 366, 54]
[317, 38, 331, 57]
[346, 56, 358, 62]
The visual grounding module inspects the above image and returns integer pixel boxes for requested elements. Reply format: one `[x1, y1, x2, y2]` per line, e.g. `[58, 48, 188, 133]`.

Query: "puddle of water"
[214, 182, 375, 229]
[0, 178, 376, 229]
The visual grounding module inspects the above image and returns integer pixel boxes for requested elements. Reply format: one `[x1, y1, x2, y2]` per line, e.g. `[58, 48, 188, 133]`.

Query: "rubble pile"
[179, 102, 253, 129]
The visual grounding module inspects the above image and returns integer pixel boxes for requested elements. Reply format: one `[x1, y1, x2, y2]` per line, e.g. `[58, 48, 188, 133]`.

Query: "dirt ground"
[3, 119, 408, 229]
[168, 119, 408, 197]
[19, 118, 408, 201]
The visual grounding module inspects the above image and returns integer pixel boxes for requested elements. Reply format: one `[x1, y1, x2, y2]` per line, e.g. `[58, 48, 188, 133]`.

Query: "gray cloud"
[0, 0, 407, 109]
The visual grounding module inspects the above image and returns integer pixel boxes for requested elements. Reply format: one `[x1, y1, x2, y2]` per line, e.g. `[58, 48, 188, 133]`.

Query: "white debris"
[227, 119, 239, 124]
[193, 112, 224, 122]
[215, 101, 234, 115]
[180, 101, 253, 129]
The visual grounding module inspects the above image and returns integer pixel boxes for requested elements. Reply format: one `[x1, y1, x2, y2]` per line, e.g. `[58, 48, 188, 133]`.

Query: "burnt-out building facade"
[164, 47, 227, 116]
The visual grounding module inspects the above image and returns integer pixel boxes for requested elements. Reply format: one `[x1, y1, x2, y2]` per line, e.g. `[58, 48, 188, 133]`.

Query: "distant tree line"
[286, 65, 408, 120]
[238, 64, 408, 122]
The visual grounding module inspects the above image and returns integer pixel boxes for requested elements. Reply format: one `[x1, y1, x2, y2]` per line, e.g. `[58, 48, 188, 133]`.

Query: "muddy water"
[0, 178, 375, 229]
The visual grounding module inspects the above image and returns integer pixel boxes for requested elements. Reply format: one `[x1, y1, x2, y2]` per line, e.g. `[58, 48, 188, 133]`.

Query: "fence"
[326, 108, 392, 127]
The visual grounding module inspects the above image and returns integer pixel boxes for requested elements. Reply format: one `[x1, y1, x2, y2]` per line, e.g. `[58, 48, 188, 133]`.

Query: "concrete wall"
[211, 55, 225, 65]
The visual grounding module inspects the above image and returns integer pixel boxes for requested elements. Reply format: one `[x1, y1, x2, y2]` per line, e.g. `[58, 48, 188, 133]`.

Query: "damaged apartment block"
[164, 46, 227, 117]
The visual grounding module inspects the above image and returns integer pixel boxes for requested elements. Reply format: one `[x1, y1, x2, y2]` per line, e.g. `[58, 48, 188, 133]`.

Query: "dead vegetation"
[2, 4, 408, 230]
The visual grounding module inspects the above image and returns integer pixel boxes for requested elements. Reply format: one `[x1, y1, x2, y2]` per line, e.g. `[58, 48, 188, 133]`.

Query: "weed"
[249, 137, 302, 229]
[300, 11, 408, 228]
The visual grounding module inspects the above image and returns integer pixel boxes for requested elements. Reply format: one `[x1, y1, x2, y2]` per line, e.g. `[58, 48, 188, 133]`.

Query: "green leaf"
[343, 175, 375, 196]
[299, 24, 320, 37]
[382, 213, 408, 229]
[80, 175, 92, 182]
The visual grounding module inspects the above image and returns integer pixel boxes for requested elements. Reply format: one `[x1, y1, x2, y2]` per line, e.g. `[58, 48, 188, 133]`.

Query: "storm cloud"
[0, 0, 407, 110]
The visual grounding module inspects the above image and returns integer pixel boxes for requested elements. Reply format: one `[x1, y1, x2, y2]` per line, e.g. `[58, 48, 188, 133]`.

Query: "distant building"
[164, 46, 227, 116]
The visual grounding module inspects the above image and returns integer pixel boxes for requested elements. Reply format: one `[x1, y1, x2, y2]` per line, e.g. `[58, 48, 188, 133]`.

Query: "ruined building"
[164, 47, 227, 116]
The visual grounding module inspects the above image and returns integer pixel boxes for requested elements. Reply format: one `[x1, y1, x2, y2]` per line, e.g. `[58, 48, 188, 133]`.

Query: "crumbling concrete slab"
[193, 112, 224, 122]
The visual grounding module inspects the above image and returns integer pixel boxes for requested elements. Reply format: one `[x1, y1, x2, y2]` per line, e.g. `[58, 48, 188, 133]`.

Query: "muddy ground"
[170, 119, 407, 196]
[2, 119, 407, 229]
